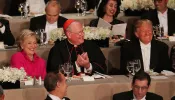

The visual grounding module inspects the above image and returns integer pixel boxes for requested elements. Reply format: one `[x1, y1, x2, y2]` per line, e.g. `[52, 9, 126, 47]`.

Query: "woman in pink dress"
[11, 29, 46, 79]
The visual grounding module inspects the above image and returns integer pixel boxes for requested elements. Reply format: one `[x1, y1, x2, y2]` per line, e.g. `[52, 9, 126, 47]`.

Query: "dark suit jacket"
[45, 95, 70, 100]
[141, 8, 175, 36]
[120, 39, 171, 74]
[172, 96, 175, 100]
[0, 18, 15, 46]
[113, 90, 163, 100]
[29, 15, 67, 31]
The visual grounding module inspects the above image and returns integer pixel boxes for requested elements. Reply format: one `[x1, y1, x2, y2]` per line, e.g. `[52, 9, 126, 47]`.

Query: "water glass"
[75, 0, 81, 16]
[18, 3, 25, 19]
[62, 63, 73, 82]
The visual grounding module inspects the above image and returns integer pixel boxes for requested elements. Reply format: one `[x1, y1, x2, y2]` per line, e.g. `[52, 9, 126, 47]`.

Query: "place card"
[82, 76, 95, 81]
[24, 79, 34, 85]
[0, 42, 4, 49]
[169, 36, 175, 41]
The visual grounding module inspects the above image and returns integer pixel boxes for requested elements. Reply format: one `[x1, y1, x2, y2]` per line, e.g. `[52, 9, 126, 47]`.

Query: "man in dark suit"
[113, 71, 163, 100]
[120, 19, 171, 75]
[141, 0, 175, 36]
[44, 72, 70, 100]
[29, 0, 67, 43]
[0, 18, 15, 46]
[172, 96, 175, 100]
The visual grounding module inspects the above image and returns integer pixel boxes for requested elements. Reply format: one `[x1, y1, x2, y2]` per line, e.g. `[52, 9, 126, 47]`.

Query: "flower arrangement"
[121, 0, 175, 11]
[0, 67, 26, 83]
[121, 0, 155, 11]
[49, 27, 111, 42]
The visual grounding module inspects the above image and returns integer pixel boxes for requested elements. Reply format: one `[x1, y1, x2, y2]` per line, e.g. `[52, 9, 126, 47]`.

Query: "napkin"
[169, 36, 175, 41]
[0, 14, 12, 18]
[161, 70, 175, 76]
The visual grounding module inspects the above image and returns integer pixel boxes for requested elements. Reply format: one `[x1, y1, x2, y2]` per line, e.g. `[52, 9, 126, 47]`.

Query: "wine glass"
[75, 0, 81, 16]
[40, 29, 47, 45]
[133, 59, 141, 73]
[80, 0, 88, 16]
[24, 2, 30, 18]
[18, 3, 24, 19]
[62, 63, 73, 82]
[126, 61, 134, 79]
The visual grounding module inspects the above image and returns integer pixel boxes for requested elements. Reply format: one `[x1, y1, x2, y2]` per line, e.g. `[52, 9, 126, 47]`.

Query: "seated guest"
[90, 0, 124, 47]
[172, 96, 175, 100]
[29, 0, 67, 43]
[120, 19, 171, 75]
[0, 18, 15, 46]
[26, 0, 46, 15]
[113, 71, 163, 100]
[44, 72, 70, 100]
[141, 0, 175, 36]
[0, 86, 4, 100]
[90, 0, 123, 27]
[47, 19, 107, 75]
[10, 29, 46, 79]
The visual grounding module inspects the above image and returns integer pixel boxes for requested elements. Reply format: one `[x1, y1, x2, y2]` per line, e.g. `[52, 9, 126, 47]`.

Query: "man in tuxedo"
[47, 19, 107, 75]
[44, 72, 70, 100]
[172, 96, 175, 100]
[120, 19, 171, 75]
[141, 0, 175, 36]
[113, 71, 163, 100]
[0, 85, 4, 100]
[29, 0, 67, 43]
[0, 18, 15, 46]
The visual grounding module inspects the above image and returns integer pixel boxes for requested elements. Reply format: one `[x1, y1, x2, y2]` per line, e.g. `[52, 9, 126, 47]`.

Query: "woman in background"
[10, 29, 46, 79]
[90, 0, 123, 27]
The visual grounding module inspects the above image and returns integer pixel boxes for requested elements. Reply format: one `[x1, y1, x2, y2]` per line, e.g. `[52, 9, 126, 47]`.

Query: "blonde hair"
[16, 29, 37, 51]
[135, 19, 153, 32]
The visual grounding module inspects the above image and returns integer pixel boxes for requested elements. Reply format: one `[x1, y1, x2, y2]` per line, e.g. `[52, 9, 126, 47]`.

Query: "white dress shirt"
[26, 0, 45, 14]
[133, 94, 146, 100]
[45, 21, 58, 43]
[158, 10, 168, 36]
[48, 94, 61, 100]
[0, 25, 5, 33]
[140, 41, 151, 72]
[75, 62, 92, 73]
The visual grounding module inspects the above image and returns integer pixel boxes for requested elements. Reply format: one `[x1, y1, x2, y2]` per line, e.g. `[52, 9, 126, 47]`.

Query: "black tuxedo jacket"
[113, 90, 163, 100]
[29, 15, 67, 31]
[141, 8, 175, 36]
[172, 96, 175, 100]
[0, 18, 15, 46]
[45, 95, 70, 100]
[120, 39, 171, 74]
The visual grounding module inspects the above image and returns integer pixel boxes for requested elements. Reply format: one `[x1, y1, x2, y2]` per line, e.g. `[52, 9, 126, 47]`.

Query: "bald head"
[45, 1, 61, 24]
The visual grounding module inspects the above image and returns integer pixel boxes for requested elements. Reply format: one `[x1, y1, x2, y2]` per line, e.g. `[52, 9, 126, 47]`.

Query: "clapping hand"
[76, 52, 90, 69]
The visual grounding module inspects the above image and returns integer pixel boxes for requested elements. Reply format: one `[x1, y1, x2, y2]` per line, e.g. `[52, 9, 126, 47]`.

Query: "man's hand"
[76, 52, 90, 69]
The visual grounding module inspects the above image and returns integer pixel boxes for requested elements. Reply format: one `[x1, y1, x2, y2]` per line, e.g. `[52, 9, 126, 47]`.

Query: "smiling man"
[47, 19, 107, 75]
[29, 0, 67, 43]
[141, 0, 175, 36]
[120, 19, 172, 75]
[113, 71, 163, 100]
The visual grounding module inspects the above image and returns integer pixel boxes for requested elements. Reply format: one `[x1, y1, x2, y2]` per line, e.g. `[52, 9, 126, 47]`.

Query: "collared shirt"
[140, 41, 151, 72]
[75, 62, 92, 73]
[158, 10, 168, 36]
[48, 94, 61, 100]
[45, 21, 58, 43]
[133, 94, 146, 100]
[0, 25, 5, 33]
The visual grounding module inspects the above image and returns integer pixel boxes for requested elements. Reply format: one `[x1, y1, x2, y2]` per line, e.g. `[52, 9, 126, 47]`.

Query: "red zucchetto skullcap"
[63, 19, 75, 31]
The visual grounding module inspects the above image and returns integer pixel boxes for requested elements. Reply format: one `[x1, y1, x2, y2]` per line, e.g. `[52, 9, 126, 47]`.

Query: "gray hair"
[45, 0, 61, 12]
[16, 29, 37, 51]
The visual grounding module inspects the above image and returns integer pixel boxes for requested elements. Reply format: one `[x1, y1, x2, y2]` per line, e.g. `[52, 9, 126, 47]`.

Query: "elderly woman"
[10, 29, 46, 79]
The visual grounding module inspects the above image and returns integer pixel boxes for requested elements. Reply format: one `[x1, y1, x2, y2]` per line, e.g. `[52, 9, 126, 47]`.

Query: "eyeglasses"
[154, 0, 162, 3]
[133, 85, 148, 91]
[68, 30, 84, 35]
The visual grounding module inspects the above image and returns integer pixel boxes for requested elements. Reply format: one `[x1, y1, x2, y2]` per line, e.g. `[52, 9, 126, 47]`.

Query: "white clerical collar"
[139, 41, 151, 49]
[46, 21, 57, 26]
[158, 9, 168, 17]
[68, 40, 78, 47]
[133, 94, 146, 100]
[48, 94, 61, 100]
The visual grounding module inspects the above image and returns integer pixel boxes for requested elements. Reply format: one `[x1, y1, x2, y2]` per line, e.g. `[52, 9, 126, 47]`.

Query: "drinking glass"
[126, 61, 134, 79]
[24, 3, 30, 18]
[133, 59, 141, 73]
[39, 29, 47, 45]
[80, 0, 87, 16]
[18, 3, 24, 19]
[62, 63, 73, 82]
[75, 0, 81, 16]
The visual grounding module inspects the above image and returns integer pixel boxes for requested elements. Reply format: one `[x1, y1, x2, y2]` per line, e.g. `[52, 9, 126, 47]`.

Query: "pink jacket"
[11, 51, 46, 79]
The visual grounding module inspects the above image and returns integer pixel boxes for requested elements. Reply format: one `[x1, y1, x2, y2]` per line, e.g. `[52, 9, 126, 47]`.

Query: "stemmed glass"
[35, 29, 47, 45]
[126, 61, 134, 79]
[75, 0, 81, 16]
[24, 2, 30, 18]
[18, 3, 25, 19]
[61, 63, 73, 82]
[127, 59, 141, 76]
[80, 0, 88, 16]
